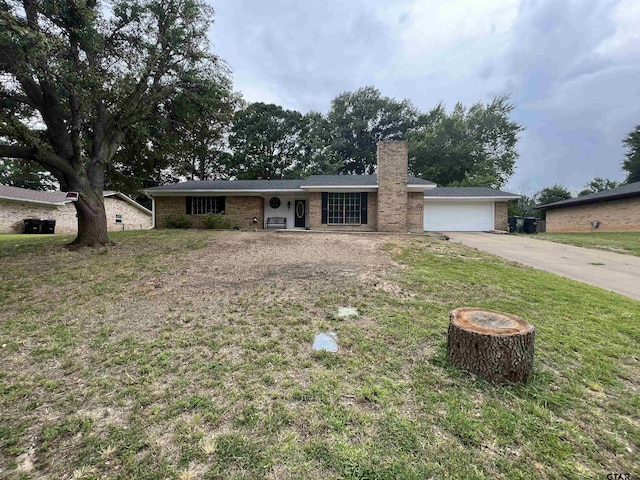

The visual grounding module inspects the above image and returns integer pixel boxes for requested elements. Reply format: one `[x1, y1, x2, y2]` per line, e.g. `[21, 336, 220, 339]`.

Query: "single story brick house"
[539, 181, 640, 233]
[145, 141, 519, 232]
[0, 185, 152, 234]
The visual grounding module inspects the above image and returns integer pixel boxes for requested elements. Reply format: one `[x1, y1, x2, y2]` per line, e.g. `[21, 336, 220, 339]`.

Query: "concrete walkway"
[447, 232, 640, 301]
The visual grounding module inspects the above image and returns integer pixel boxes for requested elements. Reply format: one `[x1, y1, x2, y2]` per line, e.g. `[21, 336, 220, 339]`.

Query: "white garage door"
[424, 201, 494, 231]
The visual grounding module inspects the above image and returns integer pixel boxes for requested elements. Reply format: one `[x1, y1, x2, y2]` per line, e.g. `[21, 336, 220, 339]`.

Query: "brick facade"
[0, 196, 151, 234]
[407, 192, 424, 232]
[308, 191, 378, 231]
[546, 197, 640, 232]
[154, 195, 263, 229]
[377, 141, 408, 232]
[494, 201, 509, 231]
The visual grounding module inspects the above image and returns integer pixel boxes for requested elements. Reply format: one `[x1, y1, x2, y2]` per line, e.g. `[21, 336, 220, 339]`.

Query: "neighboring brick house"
[145, 141, 518, 232]
[0, 185, 152, 234]
[539, 181, 640, 233]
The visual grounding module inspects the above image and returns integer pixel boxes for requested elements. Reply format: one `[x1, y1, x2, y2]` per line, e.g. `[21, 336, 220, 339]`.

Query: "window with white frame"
[328, 192, 361, 224]
[191, 197, 225, 215]
[115, 214, 123, 224]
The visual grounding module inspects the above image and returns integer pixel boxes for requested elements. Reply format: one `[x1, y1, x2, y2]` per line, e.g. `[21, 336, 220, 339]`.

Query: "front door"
[294, 200, 306, 228]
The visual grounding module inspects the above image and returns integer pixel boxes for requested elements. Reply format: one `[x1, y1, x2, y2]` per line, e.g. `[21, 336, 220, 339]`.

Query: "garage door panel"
[424, 201, 494, 231]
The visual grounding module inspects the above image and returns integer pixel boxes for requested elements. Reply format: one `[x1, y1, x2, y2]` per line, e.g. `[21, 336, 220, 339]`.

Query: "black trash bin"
[523, 217, 539, 234]
[42, 219, 56, 234]
[23, 219, 42, 234]
[508, 216, 518, 233]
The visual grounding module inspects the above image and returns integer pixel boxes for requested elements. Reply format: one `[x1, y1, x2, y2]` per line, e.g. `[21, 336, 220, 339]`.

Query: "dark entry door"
[294, 200, 306, 228]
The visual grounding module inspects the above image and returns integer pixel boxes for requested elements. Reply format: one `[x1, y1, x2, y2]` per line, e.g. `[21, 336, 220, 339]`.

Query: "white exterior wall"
[263, 194, 308, 229]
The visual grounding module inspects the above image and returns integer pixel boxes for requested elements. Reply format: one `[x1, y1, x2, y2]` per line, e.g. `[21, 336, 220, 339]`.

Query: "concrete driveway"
[447, 232, 640, 301]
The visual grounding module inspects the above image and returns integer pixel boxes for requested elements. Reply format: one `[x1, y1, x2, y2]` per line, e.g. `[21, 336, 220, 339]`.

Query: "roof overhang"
[423, 196, 519, 201]
[104, 192, 152, 215]
[0, 195, 66, 206]
[299, 186, 377, 192]
[144, 188, 304, 196]
[539, 191, 640, 210]
[300, 184, 435, 192]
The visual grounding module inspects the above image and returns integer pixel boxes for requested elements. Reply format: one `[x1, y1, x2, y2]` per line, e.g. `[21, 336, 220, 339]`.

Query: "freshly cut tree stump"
[447, 307, 535, 384]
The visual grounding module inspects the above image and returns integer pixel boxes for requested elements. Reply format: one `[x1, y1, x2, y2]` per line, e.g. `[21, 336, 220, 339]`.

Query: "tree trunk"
[447, 307, 535, 384]
[68, 189, 113, 248]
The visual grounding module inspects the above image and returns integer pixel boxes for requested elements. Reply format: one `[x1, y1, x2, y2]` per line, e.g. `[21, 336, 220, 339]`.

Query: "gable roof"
[0, 185, 151, 214]
[424, 187, 520, 199]
[144, 175, 436, 194]
[539, 181, 640, 209]
[146, 179, 304, 192]
[0, 185, 68, 205]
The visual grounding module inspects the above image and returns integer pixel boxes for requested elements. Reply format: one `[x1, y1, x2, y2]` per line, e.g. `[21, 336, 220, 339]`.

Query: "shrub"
[202, 213, 232, 230]
[165, 214, 192, 229]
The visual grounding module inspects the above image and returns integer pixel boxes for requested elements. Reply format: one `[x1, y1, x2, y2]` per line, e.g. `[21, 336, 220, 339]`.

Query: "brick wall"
[407, 192, 424, 232]
[154, 195, 263, 229]
[494, 201, 509, 231]
[1, 197, 150, 233]
[308, 191, 378, 231]
[546, 197, 640, 232]
[105, 197, 152, 231]
[377, 141, 408, 232]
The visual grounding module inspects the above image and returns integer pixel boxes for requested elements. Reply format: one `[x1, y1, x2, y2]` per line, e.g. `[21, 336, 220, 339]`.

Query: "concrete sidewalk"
[447, 232, 640, 301]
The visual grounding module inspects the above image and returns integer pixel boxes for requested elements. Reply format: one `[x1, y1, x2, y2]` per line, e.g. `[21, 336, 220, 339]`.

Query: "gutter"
[423, 196, 520, 201]
[0, 196, 66, 206]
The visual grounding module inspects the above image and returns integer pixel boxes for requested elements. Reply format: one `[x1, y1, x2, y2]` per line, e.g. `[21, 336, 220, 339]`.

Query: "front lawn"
[536, 232, 640, 256]
[0, 231, 638, 479]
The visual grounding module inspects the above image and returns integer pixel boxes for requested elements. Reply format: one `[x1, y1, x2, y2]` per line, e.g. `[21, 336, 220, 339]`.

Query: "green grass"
[0, 231, 638, 479]
[536, 232, 640, 256]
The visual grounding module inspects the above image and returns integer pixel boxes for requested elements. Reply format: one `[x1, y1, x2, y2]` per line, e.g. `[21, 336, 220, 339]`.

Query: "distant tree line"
[2, 86, 525, 205]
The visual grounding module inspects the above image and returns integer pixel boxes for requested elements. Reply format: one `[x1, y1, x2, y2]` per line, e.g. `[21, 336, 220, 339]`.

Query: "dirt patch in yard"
[151, 231, 410, 301]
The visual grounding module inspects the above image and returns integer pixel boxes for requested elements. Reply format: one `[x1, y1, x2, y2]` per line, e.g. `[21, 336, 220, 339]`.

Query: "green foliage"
[229, 102, 309, 179]
[622, 125, 640, 183]
[535, 185, 572, 206]
[535, 184, 572, 219]
[508, 195, 537, 217]
[327, 86, 418, 174]
[0, 159, 57, 190]
[409, 95, 523, 188]
[109, 74, 241, 195]
[578, 177, 620, 196]
[0, 0, 230, 245]
[201, 213, 231, 230]
[165, 215, 192, 229]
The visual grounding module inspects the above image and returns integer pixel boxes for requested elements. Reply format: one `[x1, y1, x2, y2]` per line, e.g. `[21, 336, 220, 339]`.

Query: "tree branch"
[0, 144, 36, 160]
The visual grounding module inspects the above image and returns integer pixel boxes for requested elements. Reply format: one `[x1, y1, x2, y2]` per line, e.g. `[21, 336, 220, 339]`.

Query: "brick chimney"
[376, 140, 408, 232]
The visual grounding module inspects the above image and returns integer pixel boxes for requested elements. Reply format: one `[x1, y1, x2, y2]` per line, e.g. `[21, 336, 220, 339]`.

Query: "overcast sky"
[209, 0, 639, 194]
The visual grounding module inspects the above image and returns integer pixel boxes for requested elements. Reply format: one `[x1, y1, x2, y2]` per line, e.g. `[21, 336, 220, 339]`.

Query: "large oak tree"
[0, 0, 228, 246]
[327, 86, 418, 174]
[409, 95, 522, 188]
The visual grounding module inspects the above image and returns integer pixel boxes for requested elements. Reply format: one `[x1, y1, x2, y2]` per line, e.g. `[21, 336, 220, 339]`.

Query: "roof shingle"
[540, 181, 640, 209]
[0, 185, 68, 204]
[424, 187, 519, 198]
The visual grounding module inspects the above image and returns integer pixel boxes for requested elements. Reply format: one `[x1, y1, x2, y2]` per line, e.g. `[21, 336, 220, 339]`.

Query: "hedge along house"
[0, 185, 153, 234]
[539, 181, 640, 233]
[145, 140, 518, 232]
